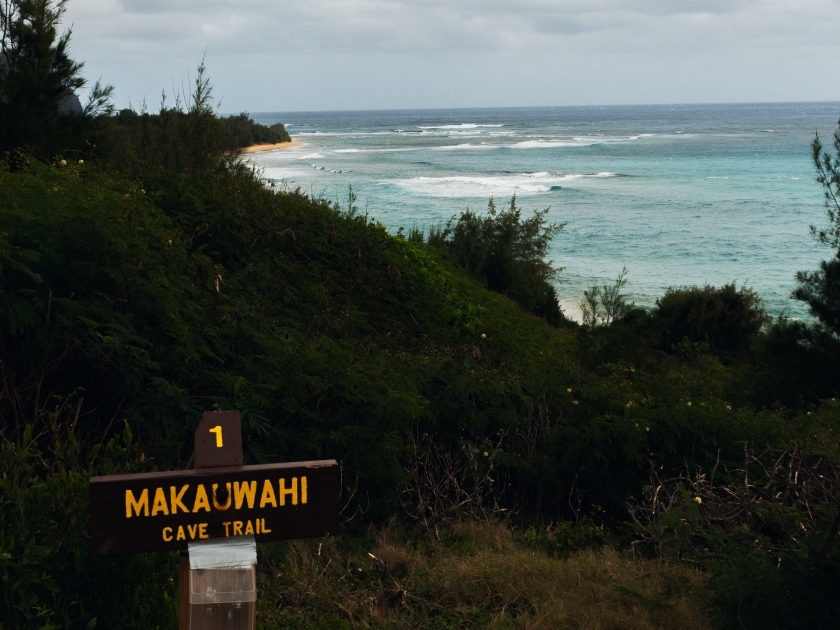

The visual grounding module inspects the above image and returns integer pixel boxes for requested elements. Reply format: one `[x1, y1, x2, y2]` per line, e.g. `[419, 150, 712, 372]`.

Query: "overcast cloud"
[63, 0, 840, 111]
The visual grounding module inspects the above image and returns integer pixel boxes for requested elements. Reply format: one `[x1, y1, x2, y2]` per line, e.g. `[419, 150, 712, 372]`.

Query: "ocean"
[247, 103, 840, 321]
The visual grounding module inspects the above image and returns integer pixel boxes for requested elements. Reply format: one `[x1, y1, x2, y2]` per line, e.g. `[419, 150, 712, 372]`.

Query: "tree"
[654, 283, 767, 355]
[442, 196, 566, 325]
[792, 122, 840, 349]
[580, 267, 633, 328]
[0, 0, 112, 156]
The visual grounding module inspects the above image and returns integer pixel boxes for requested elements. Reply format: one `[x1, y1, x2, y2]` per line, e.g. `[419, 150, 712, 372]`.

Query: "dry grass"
[256, 521, 714, 629]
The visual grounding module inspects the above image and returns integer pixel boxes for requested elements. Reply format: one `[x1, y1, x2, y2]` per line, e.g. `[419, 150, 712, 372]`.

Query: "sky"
[63, 0, 840, 113]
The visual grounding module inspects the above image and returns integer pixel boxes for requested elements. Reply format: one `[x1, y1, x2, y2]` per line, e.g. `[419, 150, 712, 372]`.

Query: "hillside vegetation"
[2, 3, 840, 627]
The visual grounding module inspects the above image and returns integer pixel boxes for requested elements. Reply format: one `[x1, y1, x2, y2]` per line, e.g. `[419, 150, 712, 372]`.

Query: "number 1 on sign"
[209, 425, 223, 448]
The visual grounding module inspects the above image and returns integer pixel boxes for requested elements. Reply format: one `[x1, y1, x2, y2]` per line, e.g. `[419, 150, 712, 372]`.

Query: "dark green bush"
[0, 418, 180, 629]
[653, 283, 769, 356]
[793, 255, 840, 356]
[580, 267, 634, 328]
[0, 0, 113, 158]
[742, 316, 840, 408]
[218, 113, 290, 147]
[93, 63, 222, 175]
[627, 400, 840, 629]
[438, 197, 566, 326]
[94, 64, 289, 176]
[792, 128, 840, 354]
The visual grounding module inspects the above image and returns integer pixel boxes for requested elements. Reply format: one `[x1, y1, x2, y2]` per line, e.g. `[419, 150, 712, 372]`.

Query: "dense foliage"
[653, 283, 769, 356]
[0, 0, 113, 157]
[95, 64, 290, 177]
[791, 128, 840, 356]
[419, 197, 566, 325]
[217, 113, 291, 147]
[2, 138, 838, 627]
[99, 106, 291, 172]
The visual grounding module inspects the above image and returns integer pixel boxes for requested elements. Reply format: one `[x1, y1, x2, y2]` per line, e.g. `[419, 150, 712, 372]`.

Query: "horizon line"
[228, 100, 840, 117]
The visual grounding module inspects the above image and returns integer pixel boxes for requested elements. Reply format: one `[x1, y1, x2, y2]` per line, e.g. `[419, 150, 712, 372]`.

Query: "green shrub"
[94, 64, 288, 176]
[0, 0, 114, 158]
[438, 197, 566, 325]
[653, 283, 769, 356]
[792, 127, 840, 353]
[580, 267, 634, 328]
[218, 113, 290, 147]
[626, 400, 840, 628]
[0, 418, 179, 629]
[793, 256, 840, 356]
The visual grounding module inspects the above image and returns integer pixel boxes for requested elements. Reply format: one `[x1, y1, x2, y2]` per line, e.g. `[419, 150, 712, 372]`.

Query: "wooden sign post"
[89, 411, 339, 628]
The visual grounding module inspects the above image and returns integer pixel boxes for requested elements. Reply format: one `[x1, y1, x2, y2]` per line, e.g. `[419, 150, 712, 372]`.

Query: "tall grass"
[256, 521, 713, 629]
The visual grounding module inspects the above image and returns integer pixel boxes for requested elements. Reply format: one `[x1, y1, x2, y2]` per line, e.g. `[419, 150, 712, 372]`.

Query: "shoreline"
[241, 140, 305, 153]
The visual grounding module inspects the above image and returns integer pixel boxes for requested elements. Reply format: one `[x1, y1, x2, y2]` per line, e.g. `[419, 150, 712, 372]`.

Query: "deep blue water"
[248, 103, 840, 320]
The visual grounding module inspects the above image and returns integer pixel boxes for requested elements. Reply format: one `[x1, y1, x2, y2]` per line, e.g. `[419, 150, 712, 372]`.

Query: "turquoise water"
[248, 103, 840, 320]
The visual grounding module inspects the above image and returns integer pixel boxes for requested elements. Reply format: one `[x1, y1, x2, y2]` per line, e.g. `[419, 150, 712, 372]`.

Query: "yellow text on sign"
[125, 477, 308, 518]
[209, 425, 223, 447]
[160, 518, 272, 542]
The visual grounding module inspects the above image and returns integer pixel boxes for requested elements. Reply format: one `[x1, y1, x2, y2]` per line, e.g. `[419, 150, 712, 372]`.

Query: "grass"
[256, 521, 713, 629]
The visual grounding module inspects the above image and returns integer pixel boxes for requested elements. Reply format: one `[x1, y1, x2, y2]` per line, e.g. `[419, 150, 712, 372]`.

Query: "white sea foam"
[299, 153, 323, 159]
[333, 147, 419, 153]
[393, 172, 616, 198]
[296, 131, 394, 137]
[434, 143, 498, 151]
[261, 167, 307, 179]
[251, 150, 304, 162]
[304, 165, 350, 173]
[514, 140, 597, 149]
[417, 123, 504, 130]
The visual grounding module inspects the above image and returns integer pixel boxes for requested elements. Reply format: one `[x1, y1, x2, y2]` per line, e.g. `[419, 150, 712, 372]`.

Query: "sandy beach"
[241, 140, 304, 153]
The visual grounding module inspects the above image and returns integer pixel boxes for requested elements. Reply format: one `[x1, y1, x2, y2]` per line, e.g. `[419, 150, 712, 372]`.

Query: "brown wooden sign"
[89, 459, 339, 555]
[89, 411, 340, 556]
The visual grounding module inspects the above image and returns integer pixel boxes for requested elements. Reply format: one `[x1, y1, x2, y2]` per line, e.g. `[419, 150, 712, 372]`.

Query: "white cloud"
[63, 0, 840, 110]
